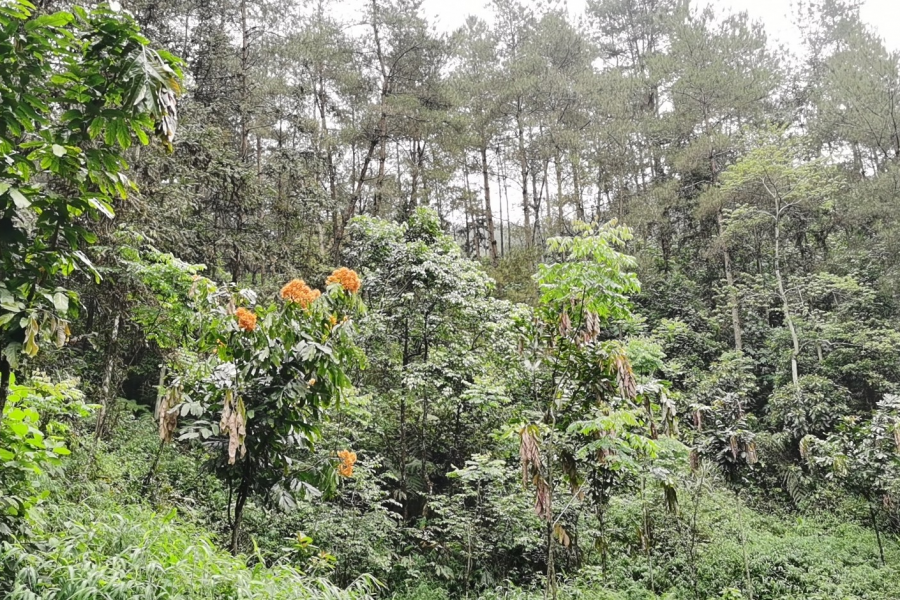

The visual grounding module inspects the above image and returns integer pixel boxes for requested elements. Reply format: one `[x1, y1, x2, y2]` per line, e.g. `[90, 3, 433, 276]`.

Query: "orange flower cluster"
[326, 267, 361, 294]
[235, 307, 257, 331]
[328, 314, 338, 327]
[337, 449, 357, 478]
[281, 279, 321, 308]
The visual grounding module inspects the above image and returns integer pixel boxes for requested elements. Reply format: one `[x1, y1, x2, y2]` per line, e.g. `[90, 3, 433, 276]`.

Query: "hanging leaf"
[219, 389, 246, 465]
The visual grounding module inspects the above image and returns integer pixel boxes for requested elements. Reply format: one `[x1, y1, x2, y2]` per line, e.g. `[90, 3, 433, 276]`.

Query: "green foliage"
[4, 0, 900, 598]
[768, 375, 851, 443]
[0, 373, 93, 536]
[537, 221, 641, 321]
[119, 240, 208, 351]
[689, 352, 759, 482]
[0, 0, 181, 382]
[803, 394, 900, 503]
[484, 249, 541, 304]
[0, 500, 380, 599]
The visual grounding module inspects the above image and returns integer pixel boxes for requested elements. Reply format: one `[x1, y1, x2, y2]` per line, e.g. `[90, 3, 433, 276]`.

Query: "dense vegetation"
[3, 0, 900, 598]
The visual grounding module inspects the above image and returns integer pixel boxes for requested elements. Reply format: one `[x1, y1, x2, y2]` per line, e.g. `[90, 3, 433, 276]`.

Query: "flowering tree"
[166, 269, 364, 553]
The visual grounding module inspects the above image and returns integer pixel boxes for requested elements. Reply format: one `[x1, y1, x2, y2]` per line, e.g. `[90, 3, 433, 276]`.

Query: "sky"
[419, 0, 900, 53]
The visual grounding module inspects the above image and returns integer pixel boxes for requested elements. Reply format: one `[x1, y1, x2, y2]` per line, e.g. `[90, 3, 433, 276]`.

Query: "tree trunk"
[531, 169, 542, 247]
[543, 156, 552, 230]
[230, 459, 251, 555]
[869, 499, 886, 566]
[773, 206, 800, 388]
[687, 468, 706, 600]
[141, 438, 166, 494]
[371, 0, 388, 217]
[410, 139, 424, 212]
[374, 130, 386, 215]
[317, 73, 339, 238]
[554, 152, 564, 233]
[544, 445, 556, 600]
[717, 211, 744, 353]
[239, 0, 249, 162]
[95, 312, 121, 440]
[516, 109, 531, 246]
[0, 355, 11, 424]
[333, 5, 390, 260]
[481, 144, 498, 263]
[496, 147, 505, 257]
[597, 503, 608, 577]
[333, 136, 379, 261]
[572, 157, 584, 222]
[463, 159, 478, 257]
[736, 490, 754, 600]
[641, 475, 655, 594]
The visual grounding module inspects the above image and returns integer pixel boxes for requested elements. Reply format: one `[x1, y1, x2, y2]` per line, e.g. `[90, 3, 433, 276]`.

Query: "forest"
[3, 0, 900, 597]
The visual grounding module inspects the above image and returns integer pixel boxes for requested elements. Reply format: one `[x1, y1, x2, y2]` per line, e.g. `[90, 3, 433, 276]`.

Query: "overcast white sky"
[419, 0, 900, 52]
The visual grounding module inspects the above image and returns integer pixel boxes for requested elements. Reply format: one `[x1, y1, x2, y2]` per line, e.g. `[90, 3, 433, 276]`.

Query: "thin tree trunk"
[773, 205, 800, 388]
[0, 356, 11, 424]
[531, 169, 542, 247]
[143, 365, 169, 492]
[142, 439, 166, 494]
[543, 156, 551, 230]
[641, 475, 655, 593]
[410, 139, 424, 211]
[333, 136, 379, 260]
[687, 467, 706, 600]
[421, 315, 432, 499]
[231, 459, 251, 555]
[555, 152, 564, 232]
[371, 0, 389, 217]
[481, 144, 498, 263]
[573, 157, 584, 221]
[496, 147, 505, 257]
[717, 211, 744, 353]
[463, 159, 477, 257]
[516, 109, 531, 246]
[544, 444, 556, 600]
[597, 503, 608, 577]
[95, 312, 121, 439]
[399, 393, 408, 520]
[498, 146, 511, 253]
[316, 73, 339, 244]
[255, 135, 261, 176]
[736, 490, 754, 600]
[869, 499, 886, 566]
[333, 4, 390, 259]
[239, 0, 249, 162]
[374, 132, 386, 215]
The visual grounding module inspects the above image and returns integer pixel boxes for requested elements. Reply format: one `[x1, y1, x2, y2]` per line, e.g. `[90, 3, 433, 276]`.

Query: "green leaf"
[8, 421, 28, 437]
[25, 11, 73, 30]
[52, 292, 69, 313]
[87, 197, 115, 219]
[8, 188, 29, 208]
[132, 123, 149, 145]
[51, 144, 66, 157]
[88, 118, 104, 140]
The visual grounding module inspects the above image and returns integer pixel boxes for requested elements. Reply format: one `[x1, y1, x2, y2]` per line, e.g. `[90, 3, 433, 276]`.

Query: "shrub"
[0, 374, 93, 536]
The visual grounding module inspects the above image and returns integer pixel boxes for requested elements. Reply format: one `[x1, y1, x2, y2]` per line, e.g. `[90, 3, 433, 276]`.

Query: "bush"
[0, 373, 93, 536]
